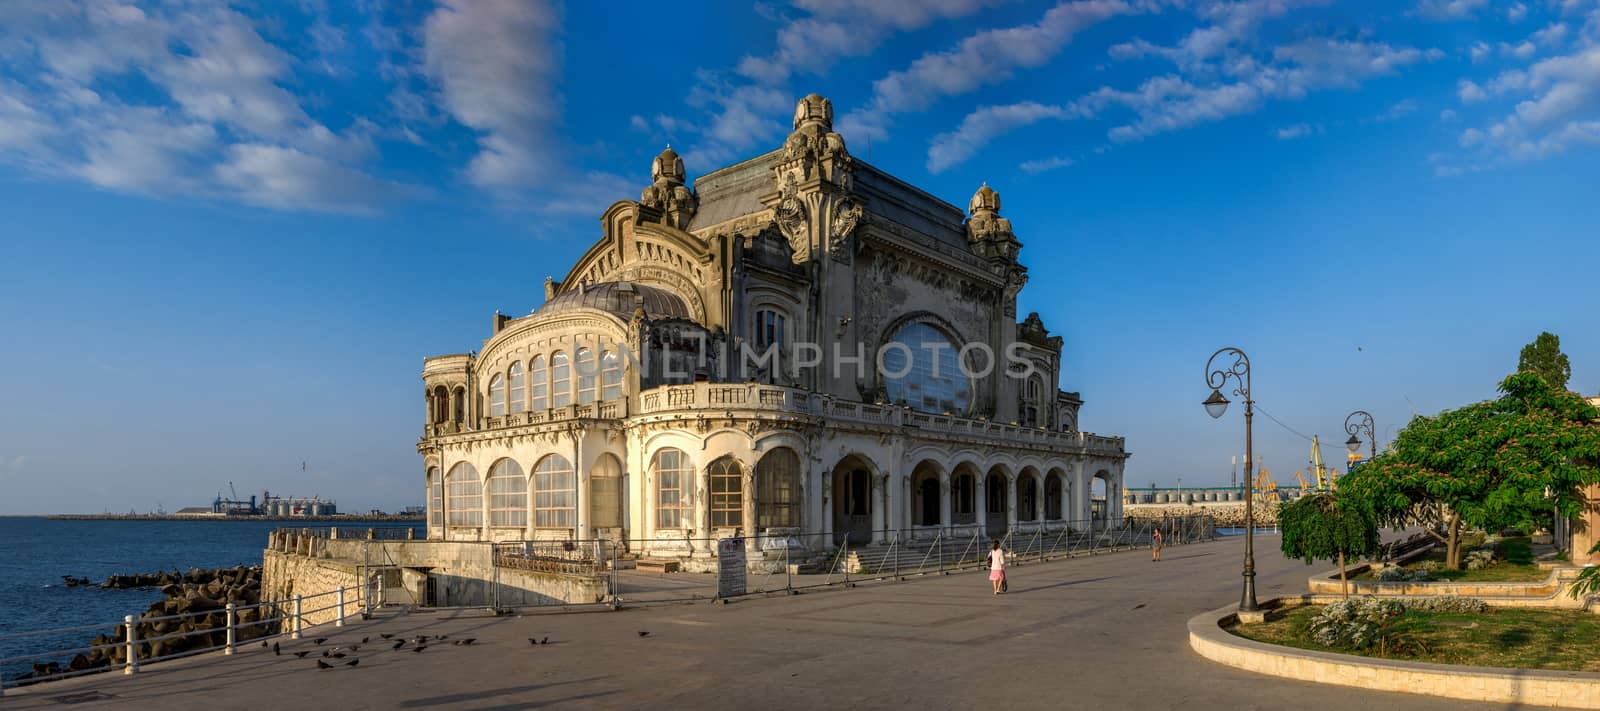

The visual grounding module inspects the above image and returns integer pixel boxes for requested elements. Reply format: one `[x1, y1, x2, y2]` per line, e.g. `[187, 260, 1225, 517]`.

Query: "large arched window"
[529, 355, 548, 410]
[755, 309, 786, 348]
[487, 459, 527, 527]
[600, 350, 622, 401]
[487, 374, 506, 417]
[427, 467, 442, 529]
[533, 455, 576, 529]
[508, 362, 526, 414]
[551, 351, 571, 408]
[590, 454, 623, 529]
[445, 462, 481, 527]
[880, 321, 971, 414]
[755, 448, 800, 529]
[709, 457, 744, 529]
[576, 347, 597, 404]
[653, 448, 692, 529]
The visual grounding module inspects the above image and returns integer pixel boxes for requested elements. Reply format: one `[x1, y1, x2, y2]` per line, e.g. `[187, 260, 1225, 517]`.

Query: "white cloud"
[1447, 43, 1600, 168]
[215, 144, 421, 215]
[841, 0, 1134, 142]
[1274, 122, 1319, 139]
[1415, 0, 1488, 20]
[0, 1, 411, 214]
[1073, 38, 1437, 142]
[1019, 155, 1075, 173]
[926, 102, 1073, 172]
[1458, 79, 1489, 101]
[1470, 41, 1492, 62]
[1509, 2, 1529, 22]
[1440, 108, 1459, 121]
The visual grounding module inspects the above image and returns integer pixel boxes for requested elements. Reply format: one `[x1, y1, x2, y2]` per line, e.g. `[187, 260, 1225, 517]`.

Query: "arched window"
[487, 459, 527, 527]
[487, 374, 506, 417]
[431, 387, 448, 424]
[532, 455, 575, 529]
[508, 362, 526, 414]
[576, 347, 597, 404]
[880, 321, 971, 414]
[451, 387, 465, 424]
[954, 471, 976, 524]
[653, 449, 692, 529]
[551, 351, 571, 408]
[445, 462, 481, 527]
[709, 457, 743, 529]
[529, 356, 548, 410]
[590, 454, 623, 529]
[755, 309, 786, 348]
[1023, 375, 1044, 427]
[600, 350, 622, 401]
[755, 448, 800, 529]
[1045, 475, 1064, 520]
[1019, 475, 1039, 521]
[427, 467, 442, 529]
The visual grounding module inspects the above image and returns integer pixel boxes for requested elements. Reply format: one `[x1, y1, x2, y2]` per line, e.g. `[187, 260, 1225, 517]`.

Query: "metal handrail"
[0, 583, 366, 695]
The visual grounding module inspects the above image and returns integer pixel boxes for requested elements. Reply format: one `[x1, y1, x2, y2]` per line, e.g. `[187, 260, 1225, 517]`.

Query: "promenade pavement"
[5, 534, 1509, 710]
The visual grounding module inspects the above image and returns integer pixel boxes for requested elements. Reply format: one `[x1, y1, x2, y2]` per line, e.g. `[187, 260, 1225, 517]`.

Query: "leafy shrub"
[1378, 566, 1430, 582]
[1308, 597, 1406, 649]
[1464, 549, 1498, 570]
[1402, 596, 1490, 614]
[1415, 560, 1444, 573]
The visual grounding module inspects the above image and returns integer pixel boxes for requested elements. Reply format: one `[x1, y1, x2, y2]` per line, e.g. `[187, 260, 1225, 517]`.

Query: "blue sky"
[1, 0, 1596, 514]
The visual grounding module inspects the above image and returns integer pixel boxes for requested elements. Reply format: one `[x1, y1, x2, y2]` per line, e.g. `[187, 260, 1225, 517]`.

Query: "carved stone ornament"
[829, 198, 863, 263]
[775, 174, 809, 264]
[640, 145, 697, 229]
[966, 182, 1020, 261]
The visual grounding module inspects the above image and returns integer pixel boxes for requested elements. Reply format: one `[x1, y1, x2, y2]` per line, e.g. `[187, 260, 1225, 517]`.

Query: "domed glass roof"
[535, 281, 692, 320]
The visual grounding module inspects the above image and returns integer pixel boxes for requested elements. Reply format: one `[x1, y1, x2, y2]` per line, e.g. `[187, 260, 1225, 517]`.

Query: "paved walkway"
[4, 535, 1507, 710]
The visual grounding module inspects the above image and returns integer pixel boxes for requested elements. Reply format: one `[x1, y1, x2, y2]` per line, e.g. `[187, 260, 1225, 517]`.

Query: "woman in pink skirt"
[988, 540, 1006, 594]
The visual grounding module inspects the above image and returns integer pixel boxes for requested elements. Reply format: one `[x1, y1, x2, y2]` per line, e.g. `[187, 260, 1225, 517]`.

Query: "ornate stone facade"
[418, 94, 1129, 564]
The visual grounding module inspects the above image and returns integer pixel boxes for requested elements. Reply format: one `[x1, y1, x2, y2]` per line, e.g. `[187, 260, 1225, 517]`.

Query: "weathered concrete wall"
[260, 550, 362, 629]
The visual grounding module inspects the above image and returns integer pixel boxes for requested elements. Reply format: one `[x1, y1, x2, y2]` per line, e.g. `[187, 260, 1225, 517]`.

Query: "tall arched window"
[709, 457, 744, 529]
[1045, 475, 1063, 520]
[508, 362, 526, 414]
[427, 467, 442, 529]
[590, 454, 623, 529]
[431, 387, 448, 423]
[1023, 375, 1044, 427]
[551, 351, 571, 407]
[755, 448, 800, 529]
[1019, 475, 1039, 522]
[451, 387, 465, 424]
[487, 459, 527, 527]
[576, 347, 597, 404]
[533, 455, 575, 529]
[487, 374, 506, 417]
[880, 321, 971, 414]
[600, 350, 622, 401]
[529, 355, 548, 410]
[445, 462, 482, 527]
[755, 309, 786, 348]
[653, 448, 692, 529]
[954, 472, 976, 524]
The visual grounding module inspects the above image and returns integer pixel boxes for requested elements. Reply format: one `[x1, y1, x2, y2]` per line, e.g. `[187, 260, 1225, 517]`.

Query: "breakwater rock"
[1125, 502, 1277, 527]
[12, 566, 270, 685]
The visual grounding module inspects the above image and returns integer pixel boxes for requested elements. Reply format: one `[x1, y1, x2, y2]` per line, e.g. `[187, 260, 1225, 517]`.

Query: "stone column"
[820, 463, 833, 549]
[639, 443, 655, 556]
[939, 473, 953, 532]
[574, 435, 589, 542]
[870, 474, 887, 545]
[1073, 460, 1088, 527]
[975, 475, 988, 532]
[1572, 483, 1600, 565]
[694, 456, 711, 557]
[1005, 475, 1018, 532]
[743, 468, 758, 553]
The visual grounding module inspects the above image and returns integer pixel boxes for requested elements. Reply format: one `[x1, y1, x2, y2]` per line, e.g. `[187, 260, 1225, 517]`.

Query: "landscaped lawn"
[1230, 604, 1600, 672]
[1354, 537, 1548, 583]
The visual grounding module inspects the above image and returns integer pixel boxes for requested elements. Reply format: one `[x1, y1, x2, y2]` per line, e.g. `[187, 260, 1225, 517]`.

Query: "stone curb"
[1187, 601, 1600, 709]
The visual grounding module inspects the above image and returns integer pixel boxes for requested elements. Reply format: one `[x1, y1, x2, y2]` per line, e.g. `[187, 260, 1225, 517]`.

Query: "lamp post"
[1344, 410, 1377, 463]
[1204, 347, 1258, 612]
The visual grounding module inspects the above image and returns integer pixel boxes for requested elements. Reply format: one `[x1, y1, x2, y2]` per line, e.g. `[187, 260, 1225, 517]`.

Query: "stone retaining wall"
[1189, 601, 1600, 708]
[1305, 564, 1594, 609]
[260, 550, 362, 629]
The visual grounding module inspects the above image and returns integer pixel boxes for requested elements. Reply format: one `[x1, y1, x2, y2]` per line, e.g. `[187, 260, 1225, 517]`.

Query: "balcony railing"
[424, 383, 1125, 456]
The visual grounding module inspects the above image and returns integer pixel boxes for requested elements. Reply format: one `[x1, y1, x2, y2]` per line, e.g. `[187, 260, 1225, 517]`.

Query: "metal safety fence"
[0, 583, 366, 696]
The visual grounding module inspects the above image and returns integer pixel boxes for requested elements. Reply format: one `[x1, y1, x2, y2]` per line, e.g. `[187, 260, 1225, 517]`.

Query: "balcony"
[636, 382, 1127, 457]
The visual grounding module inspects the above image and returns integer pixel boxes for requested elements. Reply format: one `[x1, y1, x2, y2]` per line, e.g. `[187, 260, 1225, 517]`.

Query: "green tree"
[1339, 373, 1600, 569]
[1518, 331, 1572, 391]
[1279, 491, 1380, 597]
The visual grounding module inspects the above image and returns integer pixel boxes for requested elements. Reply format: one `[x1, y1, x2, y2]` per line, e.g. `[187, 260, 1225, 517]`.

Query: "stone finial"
[641, 145, 696, 229]
[651, 145, 685, 184]
[969, 182, 1001, 216]
[793, 93, 834, 131]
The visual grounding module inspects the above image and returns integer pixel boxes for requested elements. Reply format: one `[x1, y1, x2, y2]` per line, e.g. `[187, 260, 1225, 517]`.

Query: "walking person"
[1151, 527, 1164, 562]
[989, 540, 1007, 594]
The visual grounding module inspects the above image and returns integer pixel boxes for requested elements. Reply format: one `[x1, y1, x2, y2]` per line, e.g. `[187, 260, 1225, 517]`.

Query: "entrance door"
[833, 468, 872, 545]
[985, 474, 1008, 539]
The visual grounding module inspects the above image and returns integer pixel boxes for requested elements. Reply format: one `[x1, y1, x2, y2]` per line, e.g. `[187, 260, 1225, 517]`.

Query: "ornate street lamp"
[1203, 347, 1257, 612]
[1344, 410, 1377, 463]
